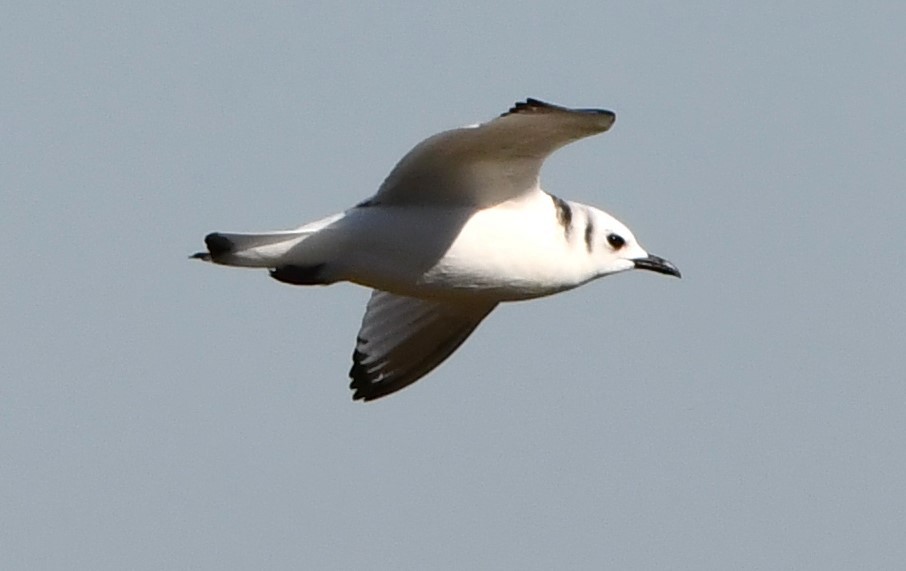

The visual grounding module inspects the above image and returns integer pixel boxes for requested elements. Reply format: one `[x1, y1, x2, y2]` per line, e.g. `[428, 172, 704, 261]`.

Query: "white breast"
[421, 193, 596, 299]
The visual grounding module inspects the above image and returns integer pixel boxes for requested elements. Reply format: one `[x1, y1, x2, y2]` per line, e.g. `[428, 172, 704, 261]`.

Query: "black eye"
[607, 233, 626, 249]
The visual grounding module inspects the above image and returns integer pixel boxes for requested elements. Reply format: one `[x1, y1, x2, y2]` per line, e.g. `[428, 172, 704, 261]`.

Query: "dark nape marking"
[550, 194, 572, 239]
[355, 198, 378, 208]
[269, 263, 327, 286]
[584, 215, 595, 253]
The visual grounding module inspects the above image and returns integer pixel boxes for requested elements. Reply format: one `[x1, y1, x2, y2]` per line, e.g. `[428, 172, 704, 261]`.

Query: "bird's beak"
[633, 254, 681, 278]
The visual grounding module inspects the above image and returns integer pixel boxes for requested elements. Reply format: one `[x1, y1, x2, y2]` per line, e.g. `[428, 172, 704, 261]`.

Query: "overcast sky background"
[3, 2, 905, 569]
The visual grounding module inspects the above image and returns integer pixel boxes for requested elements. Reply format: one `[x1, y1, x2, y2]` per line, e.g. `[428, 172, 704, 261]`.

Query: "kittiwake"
[191, 98, 680, 401]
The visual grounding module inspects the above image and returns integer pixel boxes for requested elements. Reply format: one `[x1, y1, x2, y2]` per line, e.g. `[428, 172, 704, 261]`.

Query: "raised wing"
[367, 98, 615, 208]
[349, 290, 496, 401]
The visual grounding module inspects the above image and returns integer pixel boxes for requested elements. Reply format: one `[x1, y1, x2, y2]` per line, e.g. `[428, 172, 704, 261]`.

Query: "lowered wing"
[349, 290, 497, 401]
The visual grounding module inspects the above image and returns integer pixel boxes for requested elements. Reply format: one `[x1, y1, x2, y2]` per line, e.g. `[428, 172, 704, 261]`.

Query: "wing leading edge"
[368, 98, 615, 208]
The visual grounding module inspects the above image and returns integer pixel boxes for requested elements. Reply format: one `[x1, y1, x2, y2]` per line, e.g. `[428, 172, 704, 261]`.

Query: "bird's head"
[587, 208, 681, 280]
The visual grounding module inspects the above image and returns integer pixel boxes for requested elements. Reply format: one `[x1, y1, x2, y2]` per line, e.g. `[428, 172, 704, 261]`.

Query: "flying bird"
[192, 98, 680, 401]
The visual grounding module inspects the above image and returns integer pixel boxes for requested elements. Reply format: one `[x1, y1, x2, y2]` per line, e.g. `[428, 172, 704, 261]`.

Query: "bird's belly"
[421, 213, 586, 300]
[335, 204, 589, 301]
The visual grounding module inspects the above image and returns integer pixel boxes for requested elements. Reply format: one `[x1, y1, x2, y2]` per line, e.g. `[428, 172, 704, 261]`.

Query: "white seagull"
[192, 98, 680, 401]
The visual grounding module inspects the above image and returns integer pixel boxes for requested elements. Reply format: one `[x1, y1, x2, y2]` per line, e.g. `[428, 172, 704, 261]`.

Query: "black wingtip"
[349, 343, 410, 403]
[349, 349, 379, 402]
[501, 98, 615, 124]
[502, 98, 560, 116]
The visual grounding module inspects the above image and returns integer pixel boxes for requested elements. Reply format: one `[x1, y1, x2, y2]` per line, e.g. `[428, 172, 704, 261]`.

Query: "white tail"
[191, 213, 345, 268]
[191, 230, 307, 267]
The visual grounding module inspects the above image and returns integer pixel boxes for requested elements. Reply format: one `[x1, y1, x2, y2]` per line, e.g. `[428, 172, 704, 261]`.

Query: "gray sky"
[3, 2, 905, 569]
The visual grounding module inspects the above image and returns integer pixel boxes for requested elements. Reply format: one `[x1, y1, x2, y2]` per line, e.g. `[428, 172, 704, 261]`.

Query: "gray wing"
[367, 98, 616, 208]
[349, 290, 496, 401]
